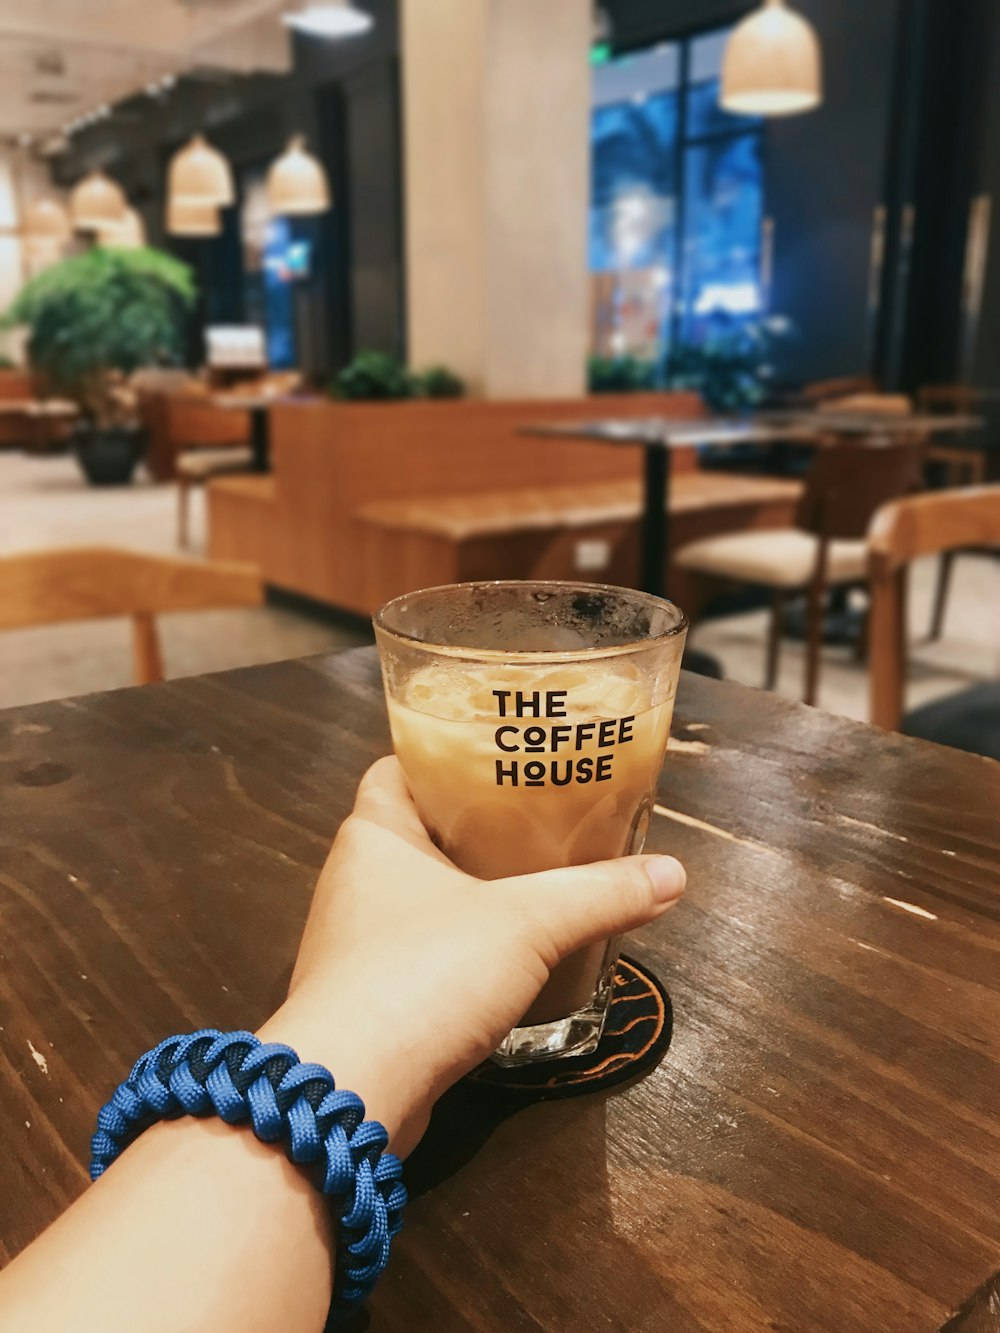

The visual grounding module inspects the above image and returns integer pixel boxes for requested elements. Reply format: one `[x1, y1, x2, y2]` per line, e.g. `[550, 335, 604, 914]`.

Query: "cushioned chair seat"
[176, 447, 254, 480]
[674, 528, 867, 588]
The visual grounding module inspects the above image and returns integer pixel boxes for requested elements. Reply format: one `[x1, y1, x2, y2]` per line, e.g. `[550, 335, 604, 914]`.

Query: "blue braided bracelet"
[90, 1029, 407, 1309]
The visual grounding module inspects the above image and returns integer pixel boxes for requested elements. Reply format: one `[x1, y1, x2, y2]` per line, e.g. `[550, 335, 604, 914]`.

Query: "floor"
[1, 451, 996, 720]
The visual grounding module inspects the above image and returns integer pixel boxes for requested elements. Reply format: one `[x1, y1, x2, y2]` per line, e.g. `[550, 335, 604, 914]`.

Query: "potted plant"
[329, 350, 466, 402]
[5, 246, 196, 484]
[665, 313, 792, 414]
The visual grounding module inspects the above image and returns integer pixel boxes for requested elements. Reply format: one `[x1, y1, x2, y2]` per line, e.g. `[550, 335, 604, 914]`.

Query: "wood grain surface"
[1, 649, 998, 1332]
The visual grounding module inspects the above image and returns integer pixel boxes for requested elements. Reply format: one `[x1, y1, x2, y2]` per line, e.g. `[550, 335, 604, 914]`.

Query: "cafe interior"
[1, 2, 999, 1330]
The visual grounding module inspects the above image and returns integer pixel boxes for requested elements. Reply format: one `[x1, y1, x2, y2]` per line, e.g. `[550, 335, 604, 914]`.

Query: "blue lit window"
[590, 28, 765, 366]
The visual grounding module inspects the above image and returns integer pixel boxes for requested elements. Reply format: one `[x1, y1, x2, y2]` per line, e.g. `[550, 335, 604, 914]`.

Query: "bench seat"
[355, 473, 803, 609]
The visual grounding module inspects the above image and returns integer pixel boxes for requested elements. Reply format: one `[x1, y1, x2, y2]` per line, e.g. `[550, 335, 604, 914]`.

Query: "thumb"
[496, 855, 686, 964]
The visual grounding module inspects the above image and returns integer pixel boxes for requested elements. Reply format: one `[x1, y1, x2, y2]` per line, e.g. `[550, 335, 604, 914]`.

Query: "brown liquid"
[387, 661, 675, 1024]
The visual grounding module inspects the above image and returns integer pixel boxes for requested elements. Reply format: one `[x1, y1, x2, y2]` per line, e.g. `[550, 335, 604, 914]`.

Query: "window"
[590, 28, 765, 367]
[239, 169, 298, 370]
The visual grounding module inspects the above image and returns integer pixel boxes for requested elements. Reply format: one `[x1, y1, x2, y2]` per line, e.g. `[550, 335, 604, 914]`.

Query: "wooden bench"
[356, 473, 803, 609]
[207, 394, 802, 615]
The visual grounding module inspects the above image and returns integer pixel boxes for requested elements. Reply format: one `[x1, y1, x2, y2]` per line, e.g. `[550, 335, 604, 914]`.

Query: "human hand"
[258, 757, 685, 1157]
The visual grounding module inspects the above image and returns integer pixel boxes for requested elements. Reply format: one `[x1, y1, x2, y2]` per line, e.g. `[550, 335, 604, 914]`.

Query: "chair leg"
[177, 477, 190, 549]
[804, 579, 825, 707]
[928, 550, 955, 641]
[132, 613, 164, 685]
[765, 590, 785, 691]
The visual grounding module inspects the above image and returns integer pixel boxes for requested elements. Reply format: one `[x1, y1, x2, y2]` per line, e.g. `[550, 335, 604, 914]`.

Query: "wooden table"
[1, 650, 998, 1331]
[524, 413, 983, 601]
[209, 393, 291, 472]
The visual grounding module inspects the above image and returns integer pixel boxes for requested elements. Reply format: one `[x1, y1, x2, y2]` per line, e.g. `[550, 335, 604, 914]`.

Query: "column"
[402, 0, 591, 397]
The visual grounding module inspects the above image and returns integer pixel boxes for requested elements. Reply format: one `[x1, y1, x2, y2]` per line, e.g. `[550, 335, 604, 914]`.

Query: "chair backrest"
[867, 486, 1000, 729]
[0, 547, 263, 685]
[816, 393, 913, 416]
[796, 439, 925, 540]
[799, 375, 877, 404]
[0, 368, 36, 401]
[916, 383, 978, 415]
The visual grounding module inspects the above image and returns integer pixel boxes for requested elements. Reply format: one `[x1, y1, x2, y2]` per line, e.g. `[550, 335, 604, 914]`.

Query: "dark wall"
[52, 0, 402, 378]
[608, 0, 902, 385]
[766, 0, 901, 384]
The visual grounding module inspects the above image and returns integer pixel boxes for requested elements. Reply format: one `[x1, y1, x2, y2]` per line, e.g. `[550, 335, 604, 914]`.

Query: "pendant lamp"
[283, 1, 372, 38]
[24, 197, 71, 241]
[721, 0, 822, 117]
[266, 136, 331, 215]
[166, 197, 221, 237]
[70, 170, 127, 229]
[168, 134, 234, 206]
[99, 206, 147, 249]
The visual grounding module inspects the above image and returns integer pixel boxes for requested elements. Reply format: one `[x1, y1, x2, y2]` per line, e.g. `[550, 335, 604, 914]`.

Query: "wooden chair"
[816, 392, 913, 416]
[868, 486, 1000, 739]
[675, 439, 925, 706]
[142, 390, 253, 485]
[798, 375, 878, 405]
[916, 385, 989, 639]
[0, 548, 263, 685]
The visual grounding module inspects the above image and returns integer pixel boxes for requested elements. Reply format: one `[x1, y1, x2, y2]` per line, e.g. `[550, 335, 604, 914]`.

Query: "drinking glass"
[374, 580, 687, 1065]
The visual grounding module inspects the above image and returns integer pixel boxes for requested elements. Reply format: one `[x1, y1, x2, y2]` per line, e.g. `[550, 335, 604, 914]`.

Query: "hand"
[259, 757, 685, 1157]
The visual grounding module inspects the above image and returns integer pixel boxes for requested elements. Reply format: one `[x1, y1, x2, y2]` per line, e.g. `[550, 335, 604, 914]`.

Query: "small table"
[523, 418, 811, 597]
[524, 413, 983, 601]
[209, 393, 289, 472]
[2, 649, 999, 1330]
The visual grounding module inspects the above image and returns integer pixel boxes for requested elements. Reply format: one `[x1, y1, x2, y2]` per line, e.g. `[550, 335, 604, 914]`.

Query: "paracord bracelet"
[89, 1029, 406, 1309]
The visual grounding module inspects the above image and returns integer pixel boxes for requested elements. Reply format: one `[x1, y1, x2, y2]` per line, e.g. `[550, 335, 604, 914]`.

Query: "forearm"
[0, 1002, 410, 1333]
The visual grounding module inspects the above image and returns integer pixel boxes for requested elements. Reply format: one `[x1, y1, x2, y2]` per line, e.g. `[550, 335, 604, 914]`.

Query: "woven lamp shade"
[266, 136, 331, 216]
[70, 171, 127, 229]
[24, 197, 71, 241]
[721, 0, 822, 117]
[99, 206, 147, 249]
[166, 197, 221, 237]
[168, 134, 234, 206]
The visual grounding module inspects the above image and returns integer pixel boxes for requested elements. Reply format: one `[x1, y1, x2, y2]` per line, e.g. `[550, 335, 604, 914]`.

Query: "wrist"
[256, 996, 423, 1157]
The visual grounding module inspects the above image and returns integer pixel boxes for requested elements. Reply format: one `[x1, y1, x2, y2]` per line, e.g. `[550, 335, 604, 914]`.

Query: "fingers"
[352, 756, 427, 839]
[496, 855, 686, 963]
[348, 756, 457, 867]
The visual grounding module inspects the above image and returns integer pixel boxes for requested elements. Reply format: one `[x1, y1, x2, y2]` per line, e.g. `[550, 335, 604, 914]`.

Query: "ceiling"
[0, 0, 294, 145]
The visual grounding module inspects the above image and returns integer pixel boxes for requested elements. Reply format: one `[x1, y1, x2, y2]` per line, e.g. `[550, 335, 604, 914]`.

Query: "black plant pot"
[74, 424, 146, 486]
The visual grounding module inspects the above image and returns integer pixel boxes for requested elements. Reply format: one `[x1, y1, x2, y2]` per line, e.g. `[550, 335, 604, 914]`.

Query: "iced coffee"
[374, 581, 687, 1065]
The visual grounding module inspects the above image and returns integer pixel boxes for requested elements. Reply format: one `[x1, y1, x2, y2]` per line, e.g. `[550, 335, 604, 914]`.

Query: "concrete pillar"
[402, 0, 591, 398]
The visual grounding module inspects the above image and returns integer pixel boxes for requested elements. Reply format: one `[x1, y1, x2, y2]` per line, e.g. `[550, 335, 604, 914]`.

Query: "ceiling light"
[721, 0, 822, 117]
[266, 135, 331, 215]
[166, 197, 221, 237]
[24, 196, 71, 241]
[70, 170, 126, 229]
[283, 1, 373, 38]
[167, 134, 234, 206]
[98, 206, 146, 249]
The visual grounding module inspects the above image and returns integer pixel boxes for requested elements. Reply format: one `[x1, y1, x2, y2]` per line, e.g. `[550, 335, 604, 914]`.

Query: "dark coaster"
[468, 955, 673, 1100]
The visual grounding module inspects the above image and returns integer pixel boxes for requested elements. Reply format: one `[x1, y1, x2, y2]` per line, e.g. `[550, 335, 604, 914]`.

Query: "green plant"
[4, 246, 196, 426]
[587, 354, 657, 394]
[329, 350, 419, 401]
[416, 365, 465, 399]
[0, 354, 16, 370]
[665, 314, 792, 413]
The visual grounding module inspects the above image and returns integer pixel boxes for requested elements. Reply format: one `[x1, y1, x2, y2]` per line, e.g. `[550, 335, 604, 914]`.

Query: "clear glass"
[374, 581, 687, 1067]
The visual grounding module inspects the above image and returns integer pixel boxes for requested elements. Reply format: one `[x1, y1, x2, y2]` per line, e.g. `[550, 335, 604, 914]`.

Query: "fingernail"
[646, 856, 686, 903]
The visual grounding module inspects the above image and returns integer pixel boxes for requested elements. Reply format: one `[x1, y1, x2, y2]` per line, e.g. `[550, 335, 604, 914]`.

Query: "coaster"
[468, 955, 673, 1100]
